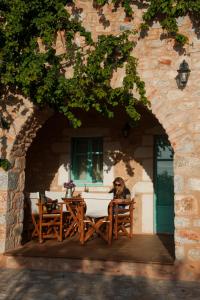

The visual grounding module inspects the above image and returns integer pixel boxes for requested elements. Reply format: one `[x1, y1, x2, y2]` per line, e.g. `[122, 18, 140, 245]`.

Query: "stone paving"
[0, 268, 200, 300]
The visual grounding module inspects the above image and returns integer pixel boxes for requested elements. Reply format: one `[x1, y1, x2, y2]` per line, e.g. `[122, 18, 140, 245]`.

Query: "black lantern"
[176, 59, 191, 89]
[122, 120, 139, 138]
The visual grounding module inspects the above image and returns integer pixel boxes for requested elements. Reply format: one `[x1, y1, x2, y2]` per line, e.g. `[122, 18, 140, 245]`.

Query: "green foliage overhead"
[0, 0, 148, 128]
[0, 0, 200, 131]
[95, 0, 200, 45]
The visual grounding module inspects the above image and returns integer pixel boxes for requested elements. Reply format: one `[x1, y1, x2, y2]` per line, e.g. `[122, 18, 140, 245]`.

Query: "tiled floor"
[5, 234, 175, 265]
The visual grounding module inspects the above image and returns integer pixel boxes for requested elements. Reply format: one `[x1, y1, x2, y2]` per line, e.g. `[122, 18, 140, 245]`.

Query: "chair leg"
[59, 215, 63, 242]
[39, 214, 43, 243]
[114, 215, 118, 240]
[108, 221, 112, 245]
[130, 210, 133, 238]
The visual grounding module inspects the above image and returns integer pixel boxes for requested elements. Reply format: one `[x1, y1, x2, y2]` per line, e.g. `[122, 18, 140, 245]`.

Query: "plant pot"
[65, 188, 73, 198]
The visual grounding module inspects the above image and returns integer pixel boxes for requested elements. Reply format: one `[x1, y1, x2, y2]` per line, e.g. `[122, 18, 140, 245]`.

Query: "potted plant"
[64, 180, 76, 198]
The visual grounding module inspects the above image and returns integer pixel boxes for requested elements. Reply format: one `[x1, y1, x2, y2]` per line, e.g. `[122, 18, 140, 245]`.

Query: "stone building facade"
[0, 1, 200, 279]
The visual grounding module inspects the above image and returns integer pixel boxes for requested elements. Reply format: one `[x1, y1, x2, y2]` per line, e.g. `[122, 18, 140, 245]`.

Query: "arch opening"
[16, 108, 175, 263]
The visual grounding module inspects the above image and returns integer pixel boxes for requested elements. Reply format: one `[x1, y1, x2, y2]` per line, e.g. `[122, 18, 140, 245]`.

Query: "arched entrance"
[1, 94, 199, 278]
[18, 108, 175, 262]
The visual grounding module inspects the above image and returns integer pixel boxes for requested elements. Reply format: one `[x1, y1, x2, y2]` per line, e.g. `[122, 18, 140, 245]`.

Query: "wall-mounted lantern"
[122, 119, 140, 138]
[176, 59, 191, 89]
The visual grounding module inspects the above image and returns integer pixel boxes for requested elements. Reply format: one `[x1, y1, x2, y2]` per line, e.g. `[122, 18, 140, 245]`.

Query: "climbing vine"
[0, 0, 147, 129]
[95, 0, 200, 45]
[0, 1, 200, 171]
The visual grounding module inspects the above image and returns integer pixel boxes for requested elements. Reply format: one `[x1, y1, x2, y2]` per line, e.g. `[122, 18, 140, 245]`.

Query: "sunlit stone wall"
[0, 1, 199, 278]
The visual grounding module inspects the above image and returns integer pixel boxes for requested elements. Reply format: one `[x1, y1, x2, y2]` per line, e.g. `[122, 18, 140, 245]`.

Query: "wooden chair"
[37, 192, 64, 243]
[45, 191, 66, 202]
[29, 192, 40, 239]
[80, 192, 114, 245]
[112, 198, 135, 240]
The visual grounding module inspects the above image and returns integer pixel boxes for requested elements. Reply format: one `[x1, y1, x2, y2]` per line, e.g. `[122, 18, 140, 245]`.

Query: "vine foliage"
[95, 0, 200, 45]
[0, 0, 200, 172]
[0, 0, 147, 129]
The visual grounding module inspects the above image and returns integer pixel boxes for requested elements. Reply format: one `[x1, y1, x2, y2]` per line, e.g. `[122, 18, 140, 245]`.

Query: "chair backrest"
[45, 191, 65, 201]
[82, 192, 113, 218]
[29, 192, 40, 215]
[45, 191, 67, 211]
[113, 198, 135, 215]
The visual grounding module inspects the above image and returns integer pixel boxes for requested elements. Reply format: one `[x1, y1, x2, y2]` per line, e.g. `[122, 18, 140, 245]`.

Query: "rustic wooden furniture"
[79, 192, 114, 245]
[112, 198, 135, 240]
[62, 197, 84, 238]
[38, 198, 64, 243]
[45, 191, 66, 203]
[29, 192, 40, 239]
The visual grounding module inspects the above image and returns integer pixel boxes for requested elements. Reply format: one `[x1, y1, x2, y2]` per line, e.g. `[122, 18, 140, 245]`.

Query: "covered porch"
[5, 234, 174, 265]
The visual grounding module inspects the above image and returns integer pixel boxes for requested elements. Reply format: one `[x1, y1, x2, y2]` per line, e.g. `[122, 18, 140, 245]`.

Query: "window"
[71, 137, 103, 185]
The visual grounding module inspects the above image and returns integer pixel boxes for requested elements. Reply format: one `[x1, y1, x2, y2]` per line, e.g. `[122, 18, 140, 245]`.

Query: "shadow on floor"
[5, 234, 175, 265]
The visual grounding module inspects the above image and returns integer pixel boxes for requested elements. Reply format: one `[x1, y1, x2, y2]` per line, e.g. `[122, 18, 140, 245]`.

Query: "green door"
[154, 135, 174, 234]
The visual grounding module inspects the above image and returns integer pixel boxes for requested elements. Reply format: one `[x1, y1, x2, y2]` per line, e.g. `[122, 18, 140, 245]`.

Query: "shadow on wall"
[24, 107, 161, 193]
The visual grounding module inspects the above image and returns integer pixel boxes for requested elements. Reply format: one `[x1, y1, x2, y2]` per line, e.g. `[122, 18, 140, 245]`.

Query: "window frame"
[71, 137, 103, 186]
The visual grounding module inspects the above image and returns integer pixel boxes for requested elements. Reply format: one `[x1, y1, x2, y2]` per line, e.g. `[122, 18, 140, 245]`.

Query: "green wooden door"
[154, 135, 174, 234]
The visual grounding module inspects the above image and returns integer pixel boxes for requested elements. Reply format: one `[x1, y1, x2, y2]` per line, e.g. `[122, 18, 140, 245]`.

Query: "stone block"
[167, 90, 185, 101]
[174, 175, 184, 193]
[176, 140, 194, 153]
[174, 156, 200, 169]
[149, 39, 164, 48]
[175, 245, 185, 260]
[0, 240, 5, 253]
[0, 215, 6, 225]
[188, 122, 200, 132]
[0, 191, 7, 211]
[193, 219, 200, 227]
[158, 58, 171, 65]
[179, 230, 200, 242]
[14, 157, 26, 170]
[188, 248, 200, 261]
[175, 196, 198, 216]
[175, 235, 196, 245]
[175, 217, 190, 228]
[119, 24, 132, 31]
[8, 172, 19, 191]
[0, 172, 8, 191]
[96, 25, 111, 33]
[188, 178, 200, 191]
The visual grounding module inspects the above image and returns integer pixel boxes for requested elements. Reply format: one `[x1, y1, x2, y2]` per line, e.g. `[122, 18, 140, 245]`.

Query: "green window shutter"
[71, 137, 103, 185]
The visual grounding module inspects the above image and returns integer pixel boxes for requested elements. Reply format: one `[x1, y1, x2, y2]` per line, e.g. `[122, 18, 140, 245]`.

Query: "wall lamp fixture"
[122, 119, 140, 138]
[176, 59, 191, 89]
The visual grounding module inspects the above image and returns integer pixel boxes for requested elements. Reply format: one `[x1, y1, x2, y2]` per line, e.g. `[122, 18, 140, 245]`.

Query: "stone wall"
[0, 0, 200, 278]
[0, 98, 52, 250]
[74, 1, 200, 270]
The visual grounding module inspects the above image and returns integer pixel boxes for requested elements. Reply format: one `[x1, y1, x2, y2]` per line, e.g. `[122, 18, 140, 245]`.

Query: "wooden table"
[62, 197, 84, 238]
